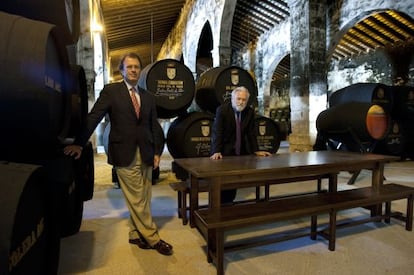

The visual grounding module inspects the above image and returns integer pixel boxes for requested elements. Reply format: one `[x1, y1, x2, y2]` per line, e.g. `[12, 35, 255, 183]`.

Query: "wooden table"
[173, 151, 399, 227]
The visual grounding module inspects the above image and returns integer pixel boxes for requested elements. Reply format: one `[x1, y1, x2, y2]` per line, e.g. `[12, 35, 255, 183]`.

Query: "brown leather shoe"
[129, 238, 151, 249]
[153, 240, 173, 256]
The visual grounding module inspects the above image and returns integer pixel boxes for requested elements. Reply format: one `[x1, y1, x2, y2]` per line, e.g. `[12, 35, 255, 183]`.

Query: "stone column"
[218, 45, 232, 66]
[75, 0, 97, 149]
[289, 0, 328, 151]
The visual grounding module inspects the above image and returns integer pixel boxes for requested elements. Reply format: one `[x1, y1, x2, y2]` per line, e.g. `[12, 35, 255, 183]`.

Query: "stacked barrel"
[137, 62, 282, 180]
[0, 2, 93, 274]
[316, 82, 414, 158]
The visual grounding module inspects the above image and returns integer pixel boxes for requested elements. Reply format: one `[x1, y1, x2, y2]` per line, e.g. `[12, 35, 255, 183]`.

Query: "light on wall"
[91, 21, 103, 33]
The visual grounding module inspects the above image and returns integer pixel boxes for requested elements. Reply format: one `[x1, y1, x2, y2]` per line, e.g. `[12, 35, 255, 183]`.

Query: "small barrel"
[0, 162, 60, 275]
[390, 85, 414, 121]
[166, 112, 215, 158]
[316, 102, 390, 151]
[138, 59, 195, 118]
[195, 66, 258, 114]
[0, 12, 72, 162]
[0, 0, 80, 44]
[254, 116, 282, 153]
[329, 83, 393, 113]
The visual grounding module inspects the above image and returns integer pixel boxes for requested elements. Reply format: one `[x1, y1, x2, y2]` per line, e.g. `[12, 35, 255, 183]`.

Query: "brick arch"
[327, 0, 414, 60]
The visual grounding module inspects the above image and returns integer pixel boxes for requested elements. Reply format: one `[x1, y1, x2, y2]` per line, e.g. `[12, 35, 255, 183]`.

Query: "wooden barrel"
[67, 64, 89, 138]
[374, 120, 407, 157]
[138, 59, 195, 118]
[0, 162, 60, 275]
[329, 83, 393, 113]
[166, 112, 215, 159]
[254, 116, 282, 153]
[0, 12, 71, 162]
[74, 141, 94, 202]
[316, 102, 390, 151]
[390, 85, 414, 121]
[41, 156, 83, 238]
[195, 66, 258, 114]
[0, 0, 80, 45]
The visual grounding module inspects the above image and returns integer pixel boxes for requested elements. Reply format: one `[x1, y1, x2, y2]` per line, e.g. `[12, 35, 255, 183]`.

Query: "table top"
[173, 151, 399, 179]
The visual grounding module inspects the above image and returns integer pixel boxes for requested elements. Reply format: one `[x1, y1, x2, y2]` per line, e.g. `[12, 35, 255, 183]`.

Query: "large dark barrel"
[0, 12, 72, 162]
[166, 112, 215, 159]
[316, 102, 390, 152]
[42, 156, 83, 238]
[74, 141, 94, 202]
[390, 85, 414, 121]
[254, 116, 282, 153]
[138, 59, 195, 118]
[373, 120, 407, 157]
[0, 162, 60, 275]
[67, 64, 89, 138]
[329, 83, 393, 113]
[195, 66, 258, 114]
[0, 0, 80, 45]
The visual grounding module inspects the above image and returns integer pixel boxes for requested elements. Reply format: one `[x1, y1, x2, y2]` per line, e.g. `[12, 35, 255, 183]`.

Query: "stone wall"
[158, 0, 414, 151]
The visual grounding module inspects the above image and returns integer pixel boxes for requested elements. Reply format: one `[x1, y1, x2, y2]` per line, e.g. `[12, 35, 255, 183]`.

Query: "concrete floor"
[58, 147, 414, 275]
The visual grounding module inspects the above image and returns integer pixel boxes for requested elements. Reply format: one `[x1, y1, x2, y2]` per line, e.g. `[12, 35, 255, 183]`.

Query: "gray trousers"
[115, 148, 160, 246]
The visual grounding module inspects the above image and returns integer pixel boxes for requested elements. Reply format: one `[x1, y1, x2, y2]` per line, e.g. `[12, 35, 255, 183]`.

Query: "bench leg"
[255, 186, 261, 202]
[265, 184, 270, 201]
[310, 215, 318, 240]
[406, 195, 413, 231]
[328, 210, 337, 251]
[385, 201, 391, 224]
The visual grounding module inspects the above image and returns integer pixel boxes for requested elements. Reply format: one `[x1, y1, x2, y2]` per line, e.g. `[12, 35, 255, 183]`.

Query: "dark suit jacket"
[211, 102, 258, 156]
[75, 81, 163, 166]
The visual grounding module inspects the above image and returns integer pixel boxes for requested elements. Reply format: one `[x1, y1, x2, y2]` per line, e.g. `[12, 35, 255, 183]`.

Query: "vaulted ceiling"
[100, 0, 414, 81]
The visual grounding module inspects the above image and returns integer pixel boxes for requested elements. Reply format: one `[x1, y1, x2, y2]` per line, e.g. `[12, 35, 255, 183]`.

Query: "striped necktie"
[130, 87, 140, 119]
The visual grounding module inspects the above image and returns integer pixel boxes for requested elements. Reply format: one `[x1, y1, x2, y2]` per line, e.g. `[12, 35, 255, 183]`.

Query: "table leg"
[189, 175, 199, 228]
[372, 162, 385, 216]
[209, 177, 221, 209]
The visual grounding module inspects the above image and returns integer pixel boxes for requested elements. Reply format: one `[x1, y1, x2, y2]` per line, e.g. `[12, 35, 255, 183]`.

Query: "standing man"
[64, 53, 173, 256]
[210, 86, 272, 203]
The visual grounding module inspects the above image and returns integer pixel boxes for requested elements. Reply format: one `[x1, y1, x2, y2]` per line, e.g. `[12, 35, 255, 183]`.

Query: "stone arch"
[256, 20, 291, 101]
[183, 0, 225, 73]
[196, 22, 213, 79]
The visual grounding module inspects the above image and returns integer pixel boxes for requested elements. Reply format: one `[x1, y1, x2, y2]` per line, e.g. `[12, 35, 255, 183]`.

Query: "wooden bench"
[170, 174, 333, 225]
[193, 183, 414, 275]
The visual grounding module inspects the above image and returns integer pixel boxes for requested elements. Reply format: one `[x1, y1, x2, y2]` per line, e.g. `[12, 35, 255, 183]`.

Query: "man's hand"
[254, 151, 272, 157]
[63, 145, 83, 160]
[210, 152, 223, 160]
